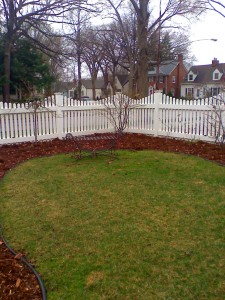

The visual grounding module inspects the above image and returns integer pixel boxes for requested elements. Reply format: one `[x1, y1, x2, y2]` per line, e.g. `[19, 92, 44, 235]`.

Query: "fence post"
[55, 92, 64, 106]
[154, 92, 162, 136]
[55, 93, 64, 139]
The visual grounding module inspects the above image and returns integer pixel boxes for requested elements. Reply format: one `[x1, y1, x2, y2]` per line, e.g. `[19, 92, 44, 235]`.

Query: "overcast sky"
[190, 10, 225, 66]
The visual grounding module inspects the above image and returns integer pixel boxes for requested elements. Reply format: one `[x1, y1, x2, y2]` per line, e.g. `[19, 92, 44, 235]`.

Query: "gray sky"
[190, 10, 225, 65]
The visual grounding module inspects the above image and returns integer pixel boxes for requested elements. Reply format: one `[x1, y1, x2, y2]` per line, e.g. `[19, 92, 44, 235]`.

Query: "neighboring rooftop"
[116, 74, 129, 86]
[148, 54, 185, 76]
[81, 78, 105, 89]
[184, 58, 225, 83]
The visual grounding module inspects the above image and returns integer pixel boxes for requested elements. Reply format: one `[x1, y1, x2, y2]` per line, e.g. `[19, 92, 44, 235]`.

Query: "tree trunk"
[130, 0, 150, 98]
[137, 12, 149, 97]
[3, 40, 12, 102]
[128, 64, 136, 98]
[3, 0, 16, 102]
[111, 65, 117, 95]
[77, 54, 82, 100]
[103, 71, 109, 98]
[77, 1, 82, 101]
[91, 75, 97, 100]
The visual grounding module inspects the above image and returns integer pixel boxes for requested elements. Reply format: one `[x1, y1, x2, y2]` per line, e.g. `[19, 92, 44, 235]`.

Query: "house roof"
[53, 81, 76, 92]
[81, 78, 105, 89]
[148, 60, 179, 76]
[116, 74, 129, 86]
[52, 78, 106, 92]
[183, 62, 225, 84]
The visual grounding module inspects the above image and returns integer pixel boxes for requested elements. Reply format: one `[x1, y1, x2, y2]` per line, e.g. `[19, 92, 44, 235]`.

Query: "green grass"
[0, 150, 225, 300]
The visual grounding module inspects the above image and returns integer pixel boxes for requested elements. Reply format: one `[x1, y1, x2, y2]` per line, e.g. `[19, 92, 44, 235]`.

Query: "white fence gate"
[0, 92, 224, 145]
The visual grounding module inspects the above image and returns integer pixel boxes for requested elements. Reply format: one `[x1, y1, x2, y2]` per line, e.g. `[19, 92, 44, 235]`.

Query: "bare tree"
[0, 0, 89, 101]
[101, 1, 139, 97]
[118, 12, 139, 97]
[81, 28, 104, 99]
[29, 25, 66, 90]
[64, 3, 95, 100]
[205, 0, 225, 17]
[102, 0, 205, 98]
[25, 97, 52, 143]
[102, 94, 138, 135]
[98, 22, 128, 96]
[129, 0, 149, 98]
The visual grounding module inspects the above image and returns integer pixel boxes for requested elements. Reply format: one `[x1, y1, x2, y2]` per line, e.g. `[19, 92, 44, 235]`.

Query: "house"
[181, 58, 225, 98]
[51, 73, 139, 100]
[81, 78, 107, 99]
[52, 78, 108, 99]
[51, 81, 77, 98]
[81, 75, 130, 98]
[148, 54, 187, 98]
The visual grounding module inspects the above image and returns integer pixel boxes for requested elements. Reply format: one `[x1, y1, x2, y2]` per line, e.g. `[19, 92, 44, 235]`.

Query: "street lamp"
[187, 38, 218, 45]
[173, 38, 218, 53]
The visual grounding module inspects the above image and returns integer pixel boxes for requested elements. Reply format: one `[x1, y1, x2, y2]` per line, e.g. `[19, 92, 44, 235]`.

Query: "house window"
[213, 72, 219, 80]
[188, 74, 193, 81]
[172, 76, 176, 83]
[148, 76, 154, 82]
[159, 76, 163, 83]
[185, 88, 193, 97]
[211, 87, 220, 96]
[196, 89, 200, 98]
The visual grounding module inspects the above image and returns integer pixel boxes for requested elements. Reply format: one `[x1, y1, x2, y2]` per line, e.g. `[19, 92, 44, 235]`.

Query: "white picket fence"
[0, 92, 224, 145]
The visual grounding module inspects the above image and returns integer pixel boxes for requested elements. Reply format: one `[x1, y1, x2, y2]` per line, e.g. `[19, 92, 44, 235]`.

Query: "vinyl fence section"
[0, 92, 223, 145]
[128, 93, 222, 142]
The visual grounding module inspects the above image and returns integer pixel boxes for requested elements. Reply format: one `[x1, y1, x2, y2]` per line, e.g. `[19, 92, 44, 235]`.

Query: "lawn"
[0, 150, 225, 300]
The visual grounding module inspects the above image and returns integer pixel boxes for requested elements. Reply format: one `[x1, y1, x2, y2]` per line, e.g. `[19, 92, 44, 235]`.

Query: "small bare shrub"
[208, 94, 225, 149]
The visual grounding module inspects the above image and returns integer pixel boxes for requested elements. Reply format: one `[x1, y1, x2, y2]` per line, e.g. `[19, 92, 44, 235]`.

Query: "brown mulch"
[0, 133, 224, 300]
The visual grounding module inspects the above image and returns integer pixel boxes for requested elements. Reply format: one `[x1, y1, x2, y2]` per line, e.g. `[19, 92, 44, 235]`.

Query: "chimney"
[212, 58, 219, 67]
[178, 54, 183, 63]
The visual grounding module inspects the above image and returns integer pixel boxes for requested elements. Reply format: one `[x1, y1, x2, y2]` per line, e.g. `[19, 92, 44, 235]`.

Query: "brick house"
[181, 58, 225, 98]
[148, 54, 187, 97]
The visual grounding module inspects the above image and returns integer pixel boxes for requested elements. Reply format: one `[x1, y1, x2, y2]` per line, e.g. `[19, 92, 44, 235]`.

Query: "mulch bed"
[0, 133, 224, 300]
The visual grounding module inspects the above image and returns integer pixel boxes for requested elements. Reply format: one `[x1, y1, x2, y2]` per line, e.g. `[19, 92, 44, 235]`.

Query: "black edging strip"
[0, 224, 47, 300]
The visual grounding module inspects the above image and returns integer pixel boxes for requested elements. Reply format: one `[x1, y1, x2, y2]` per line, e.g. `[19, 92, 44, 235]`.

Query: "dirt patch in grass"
[0, 133, 224, 300]
[86, 271, 105, 288]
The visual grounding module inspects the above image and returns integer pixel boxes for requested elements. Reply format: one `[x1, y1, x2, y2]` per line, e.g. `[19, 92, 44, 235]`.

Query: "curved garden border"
[0, 224, 47, 300]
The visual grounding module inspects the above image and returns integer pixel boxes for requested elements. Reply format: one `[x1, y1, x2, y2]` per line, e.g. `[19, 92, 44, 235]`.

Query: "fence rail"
[0, 92, 224, 145]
